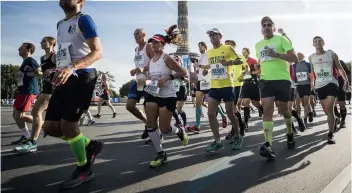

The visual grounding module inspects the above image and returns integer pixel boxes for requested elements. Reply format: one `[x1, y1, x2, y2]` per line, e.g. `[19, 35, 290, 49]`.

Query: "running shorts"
[296, 84, 311, 98]
[45, 69, 98, 122]
[240, 80, 260, 101]
[209, 87, 236, 103]
[128, 81, 145, 103]
[100, 93, 110, 101]
[259, 80, 291, 102]
[144, 92, 177, 112]
[176, 86, 187, 101]
[316, 83, 338, 100]
[13, 94, 37, 112]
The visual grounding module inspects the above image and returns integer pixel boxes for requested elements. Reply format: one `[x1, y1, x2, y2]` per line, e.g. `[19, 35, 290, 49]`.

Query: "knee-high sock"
[196, 107, 202, 127]
[148, 128, 163, 152]
[180, 112, 187, 126]
[263, 121, 274, 146]
[68, 133, 88, 166]
[217, 106, 225, 118]
[243, 107, 250, 124]
[173, 111, 182, 124]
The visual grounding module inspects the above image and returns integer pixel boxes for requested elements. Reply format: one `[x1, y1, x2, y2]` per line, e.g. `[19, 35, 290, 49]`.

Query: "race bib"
[56, 43, 72, 68]
[296, 72, 308, 81]
[144, 80, 160, 96]
[18, 73, 24, 86]
[134, 53, 145, 68]
[259, 45, 275, 62]
[136, 73, 147, 91]
[210, 64, 228, 80]
[173, 80, 180, 91]
[200, 80, 210, 90]
[244, 74, 252, 80]
[316, 68, 331, 81]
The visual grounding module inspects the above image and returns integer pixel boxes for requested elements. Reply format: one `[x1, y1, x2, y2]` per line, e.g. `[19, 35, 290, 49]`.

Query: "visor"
[148, 35, 165, 44]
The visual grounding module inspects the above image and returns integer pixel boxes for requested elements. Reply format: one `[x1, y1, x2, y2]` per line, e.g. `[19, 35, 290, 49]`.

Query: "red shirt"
[246, 58, 258, 71]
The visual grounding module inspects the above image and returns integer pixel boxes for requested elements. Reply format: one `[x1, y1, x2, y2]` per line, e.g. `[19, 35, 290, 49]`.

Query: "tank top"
[293, 60, 311, 85]
[197, 52, 211, 81]
[56, 12, 93, 69]
[146, 53, 176, 98]
[41, 53, 56, 82]
[134, 43, 150, 68]
[101, 81, 108, 94]
[310, 50, 338, 89]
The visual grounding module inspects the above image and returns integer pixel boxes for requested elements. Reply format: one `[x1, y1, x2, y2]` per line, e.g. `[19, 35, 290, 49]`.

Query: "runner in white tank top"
[126, 28, 154, 144]
[144, 25, 189, 168]
[309, 36, 349, 144]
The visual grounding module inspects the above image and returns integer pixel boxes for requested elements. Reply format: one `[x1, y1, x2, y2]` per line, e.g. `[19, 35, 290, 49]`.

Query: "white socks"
[148, 128, 163, 152]
[21, 126, 31, 139]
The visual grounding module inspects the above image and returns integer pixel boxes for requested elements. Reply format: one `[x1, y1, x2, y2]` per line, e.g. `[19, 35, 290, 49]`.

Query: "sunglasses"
[262, 23, 273, 28]
[209, 33, 219, 37]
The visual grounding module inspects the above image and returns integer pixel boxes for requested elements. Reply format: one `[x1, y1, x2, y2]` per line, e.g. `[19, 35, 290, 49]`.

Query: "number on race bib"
[244, 74, 252, 80]
[296, 72, 308, 81]
[144, 80, 160, 96]
[210, 64, 228, 80]
[200, 80, 210, 90]
[316, 68, 331, 81]
[56, 43, 72, 68]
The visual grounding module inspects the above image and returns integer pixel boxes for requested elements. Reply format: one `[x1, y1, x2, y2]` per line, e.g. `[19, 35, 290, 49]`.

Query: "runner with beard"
[43, 0, 103, 188]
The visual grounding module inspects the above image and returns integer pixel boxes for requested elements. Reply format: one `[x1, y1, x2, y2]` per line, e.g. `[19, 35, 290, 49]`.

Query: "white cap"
[206, 28, 222, 35]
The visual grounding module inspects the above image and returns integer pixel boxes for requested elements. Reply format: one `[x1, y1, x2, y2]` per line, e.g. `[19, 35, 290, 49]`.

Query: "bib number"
[296, 72, 308, 81]
[18, 73, 24, 86]
[316, 68, 331, 81]
[244, 74, 252, 80]
[56, 43, 72, 68]
[144, 80, 160, 96]
[210, 64, 228, 80]
[173, 80, 180, 91]
[200, 80, 210, 90]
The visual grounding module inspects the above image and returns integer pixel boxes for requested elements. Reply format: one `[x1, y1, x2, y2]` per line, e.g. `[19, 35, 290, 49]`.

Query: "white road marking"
[320, 163, 351, 193]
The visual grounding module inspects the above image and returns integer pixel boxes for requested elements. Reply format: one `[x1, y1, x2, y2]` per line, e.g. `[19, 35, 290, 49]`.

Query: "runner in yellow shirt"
[255, 16, 298, 160]
[204, 28, 244, 152]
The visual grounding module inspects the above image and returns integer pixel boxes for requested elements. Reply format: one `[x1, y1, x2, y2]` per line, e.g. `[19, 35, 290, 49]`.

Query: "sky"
[1, 0, 352, 91]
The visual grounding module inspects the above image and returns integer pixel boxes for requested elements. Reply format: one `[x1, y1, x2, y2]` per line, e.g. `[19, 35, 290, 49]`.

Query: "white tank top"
[134, 43, 150, 68]
[148, 53, 176, 98]
[310, 50, 338, 89]
[197, 52, 211, 81]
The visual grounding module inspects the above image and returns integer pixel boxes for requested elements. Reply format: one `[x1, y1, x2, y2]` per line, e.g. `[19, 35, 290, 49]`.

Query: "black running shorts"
[259, 80, 291, 102]
[316, 83, 338, 100]
[144, 92, 177, 112]
[296, 84, 311, 98]
[45, 69, 98, 122]
[240, 80, 260, 101]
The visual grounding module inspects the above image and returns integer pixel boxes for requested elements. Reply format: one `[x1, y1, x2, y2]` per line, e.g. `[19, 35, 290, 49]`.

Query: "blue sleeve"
[29, 58, 39, 69]
[78, 14, 98, 39]
[306, 62, 311, 73]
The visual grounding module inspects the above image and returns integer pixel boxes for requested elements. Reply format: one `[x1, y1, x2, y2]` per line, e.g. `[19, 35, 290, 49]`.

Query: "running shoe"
[189, 125, 200, 134]
[232, 136, 243, 150]
[308, 112, 313, 122]
[177, 127, 189, 146]
[327, 132, 335, 144]
[11, 135, 28, 145]
[112, 112, 116, 118]
[206, 141, 224, 152]
[14, 140, 37, 153]
[60, 164, 94, 189]
[86, 140, 104, 165]
[93, 114, 101, 118]
[149, 151, 167, 168]
[260, 142, 276, 159]
[297, 118, 306, 132]
[286, 133, 295, 149]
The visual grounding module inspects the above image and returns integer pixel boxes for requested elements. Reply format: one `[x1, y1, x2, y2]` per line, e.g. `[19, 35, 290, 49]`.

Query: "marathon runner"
[204, 28, 244, 152]
[15, 37, 57, 153]
[127, 28, 153, 143]
[293, 52, 314, 127]
[255, 17, 299, 159]
[43, 0, 103, 188]
[94, 73, 117, 118]
[11, 43, 40, 145]
[144, 25, 189, 168]
[309, 36, 349, 144]
[333, 59, 348, 128]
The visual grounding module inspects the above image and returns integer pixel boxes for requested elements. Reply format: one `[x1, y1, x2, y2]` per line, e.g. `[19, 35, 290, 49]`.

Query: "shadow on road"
[1, 120, 332, 193]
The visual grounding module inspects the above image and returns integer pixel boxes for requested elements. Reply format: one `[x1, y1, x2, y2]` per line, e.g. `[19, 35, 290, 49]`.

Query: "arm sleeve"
[78, 15, 99, 39]
[280, 36, 294, 53]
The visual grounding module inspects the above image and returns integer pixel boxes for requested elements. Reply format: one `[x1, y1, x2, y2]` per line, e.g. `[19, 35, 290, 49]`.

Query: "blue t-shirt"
[18, 57, 40, 95]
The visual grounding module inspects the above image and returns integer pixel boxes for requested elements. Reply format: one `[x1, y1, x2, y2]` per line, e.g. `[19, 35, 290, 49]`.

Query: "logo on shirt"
[68, 24, 76, 34]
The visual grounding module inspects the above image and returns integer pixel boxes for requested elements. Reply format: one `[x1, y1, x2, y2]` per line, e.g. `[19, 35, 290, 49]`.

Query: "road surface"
[1, 104, 351, 193]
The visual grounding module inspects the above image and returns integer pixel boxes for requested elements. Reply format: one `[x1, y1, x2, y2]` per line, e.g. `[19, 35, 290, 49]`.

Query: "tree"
[119, 79, 135, 97]
[96, 71, 119, 97]
[1, 64, 20, 99]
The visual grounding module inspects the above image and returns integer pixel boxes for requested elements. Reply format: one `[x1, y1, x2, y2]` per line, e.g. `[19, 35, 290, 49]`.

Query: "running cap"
[206, 28, 223, 35]
[225, 40, 236, 46]
[261, 16, 274, 25]
[148, 35, 165, 44]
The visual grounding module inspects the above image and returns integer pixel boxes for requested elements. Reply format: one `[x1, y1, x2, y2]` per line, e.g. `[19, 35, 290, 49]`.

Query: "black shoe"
[340, 120, 346, 128]
[93, 114, 101, 118]
[112, 112, 116, 118]
[244, 123, 249, 132]
[88, 119, 95, 125]
[308, 112, 313, 122]
[141, 126, 149, 139]
[60, 164, 94, 189]
[297, 118, 306, 132]
[286, 133, 295, 149]
[86, 140, 104, 165]
[145, 139, 153, 145]
[327, 132, 335, 144]
[260, 142, 276, 160]
[313, 110, 316, 117]
[292, 123, 298, 135]
[225, 131, 234, 142]
[11, 135, 28, 145]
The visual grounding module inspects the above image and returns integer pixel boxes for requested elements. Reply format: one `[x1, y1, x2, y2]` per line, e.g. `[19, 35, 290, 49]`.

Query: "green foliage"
[1, 64, 20, 99]
[119, 79, 135, 97]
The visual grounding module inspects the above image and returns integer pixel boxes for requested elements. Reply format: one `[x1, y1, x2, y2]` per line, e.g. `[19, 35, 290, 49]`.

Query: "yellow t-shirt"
[207, 44, 240, 88]
[232, 54, 248, 87]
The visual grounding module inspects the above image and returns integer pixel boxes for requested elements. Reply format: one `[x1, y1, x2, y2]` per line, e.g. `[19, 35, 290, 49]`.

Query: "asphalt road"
[1, 104, 351, 193]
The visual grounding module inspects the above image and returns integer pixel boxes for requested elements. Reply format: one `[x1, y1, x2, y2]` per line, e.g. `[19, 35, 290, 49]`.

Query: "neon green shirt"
[255, 35, 294, 80]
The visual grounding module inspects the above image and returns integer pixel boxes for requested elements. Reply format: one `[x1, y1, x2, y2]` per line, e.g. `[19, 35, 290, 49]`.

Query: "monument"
[170, 1, 199, 86]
